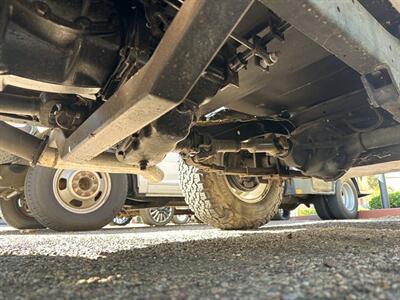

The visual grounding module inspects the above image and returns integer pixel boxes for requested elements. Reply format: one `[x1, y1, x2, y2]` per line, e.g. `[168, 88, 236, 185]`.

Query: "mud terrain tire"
[178, 159, 283, 230]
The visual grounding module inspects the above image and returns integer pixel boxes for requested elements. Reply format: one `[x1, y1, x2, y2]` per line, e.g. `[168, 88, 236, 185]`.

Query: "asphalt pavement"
[0, 218, 399, 299]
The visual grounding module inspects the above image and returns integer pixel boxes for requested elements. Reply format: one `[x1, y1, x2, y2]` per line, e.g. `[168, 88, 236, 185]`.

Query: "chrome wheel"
[173, 214, 190, 224]
[340, 181, 356, 211]
[17, 196, 32, 217]
[112, 216, 131, 225]
[52, 169, 112, 214]
[225, 175, 271, 204]
[149, 207, 173, 224]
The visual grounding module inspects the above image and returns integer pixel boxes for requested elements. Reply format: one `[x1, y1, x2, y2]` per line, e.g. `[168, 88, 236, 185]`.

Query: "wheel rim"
[52, 169, 111, 214]
[174, 215, 189, 223]
[17, 197, 32, 217]
[113, 216, 130, 225]
[225, 175, 271, 204]
[340, 182, 356, 211]
[149, 207, 173, 224]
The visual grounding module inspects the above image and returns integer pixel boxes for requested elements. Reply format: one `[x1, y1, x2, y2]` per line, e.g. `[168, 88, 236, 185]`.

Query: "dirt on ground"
[0, 218, 399, 299]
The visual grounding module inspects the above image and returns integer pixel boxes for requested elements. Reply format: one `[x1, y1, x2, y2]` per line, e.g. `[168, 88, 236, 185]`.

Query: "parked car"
[111, 206, 192, 227]
[0, 1, 398, 231]
[110, 154, 192, 227]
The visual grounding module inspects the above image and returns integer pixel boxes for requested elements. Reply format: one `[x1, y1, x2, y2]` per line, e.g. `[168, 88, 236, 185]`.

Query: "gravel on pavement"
[0, 218, 399, 299]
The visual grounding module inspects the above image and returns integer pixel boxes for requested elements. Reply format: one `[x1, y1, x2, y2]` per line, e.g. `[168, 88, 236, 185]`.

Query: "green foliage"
[366, 176, 378, 190]
[369, 191, 400, 209]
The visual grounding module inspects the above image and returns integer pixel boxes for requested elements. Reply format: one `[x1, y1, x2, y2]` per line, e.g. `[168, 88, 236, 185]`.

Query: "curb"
[292, 208, 400, 221]
[358, 208, 400, 219]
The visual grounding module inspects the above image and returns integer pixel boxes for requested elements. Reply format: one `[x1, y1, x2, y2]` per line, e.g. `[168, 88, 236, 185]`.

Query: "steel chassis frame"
[59, 0, 400, 165]
[61, 0, 254, 163]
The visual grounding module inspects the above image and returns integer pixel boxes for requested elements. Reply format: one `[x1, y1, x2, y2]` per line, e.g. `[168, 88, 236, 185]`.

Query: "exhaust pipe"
[0, 121, 164, 182]
[0, 94, 40, 116]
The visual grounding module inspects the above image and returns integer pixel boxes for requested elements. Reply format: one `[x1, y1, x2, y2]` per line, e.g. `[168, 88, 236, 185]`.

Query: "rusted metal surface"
[0, 93, 40, 116]
[259, 0, 400, 119]
[0, 121, 42, 162]
[0, 121, 164, 182]
[259, 0, 400, 79]
[61, 0, 254, 163]
[38, 148, 164, 182]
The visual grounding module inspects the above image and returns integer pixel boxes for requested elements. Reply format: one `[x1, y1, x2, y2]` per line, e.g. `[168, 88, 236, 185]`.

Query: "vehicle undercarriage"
[0, 0, 400, 230]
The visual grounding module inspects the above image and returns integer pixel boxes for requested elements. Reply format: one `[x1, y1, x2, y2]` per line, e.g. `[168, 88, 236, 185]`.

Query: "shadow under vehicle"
[0, 0, 399, 230]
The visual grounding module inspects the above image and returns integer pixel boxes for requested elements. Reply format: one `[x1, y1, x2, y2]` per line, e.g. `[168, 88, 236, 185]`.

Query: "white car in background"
[112, 153, 192, 227]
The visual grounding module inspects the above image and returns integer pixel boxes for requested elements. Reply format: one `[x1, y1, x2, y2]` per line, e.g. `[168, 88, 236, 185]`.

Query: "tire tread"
[178, 159, 283, 230]
[25, 167, 128, 231]
[0, 197, 44, 229]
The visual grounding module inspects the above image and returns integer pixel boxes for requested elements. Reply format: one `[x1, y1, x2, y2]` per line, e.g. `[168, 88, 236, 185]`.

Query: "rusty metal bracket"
[61, 0, 254, 163]
[362, 67, 400, 121]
